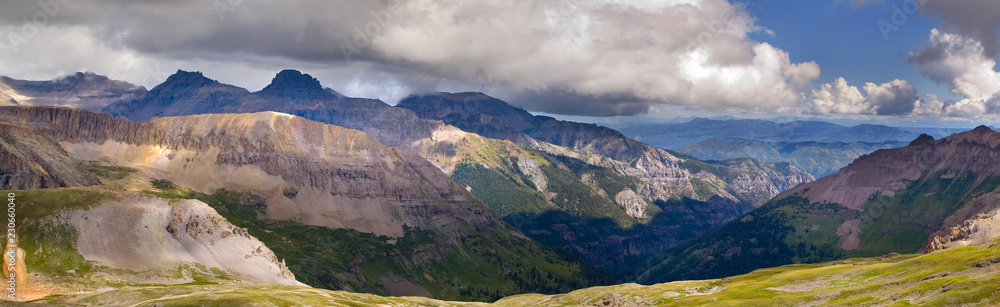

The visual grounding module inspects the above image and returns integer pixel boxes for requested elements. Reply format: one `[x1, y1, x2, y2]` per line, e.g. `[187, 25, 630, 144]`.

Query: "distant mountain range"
[679, 139, 908, 177]
[613, 118, 968, 150]
[639, 126, 1000, 284]
[0, 72, 146, 112]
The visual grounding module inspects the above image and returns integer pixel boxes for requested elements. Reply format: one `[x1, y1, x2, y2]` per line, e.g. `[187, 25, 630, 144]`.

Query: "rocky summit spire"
[257, 69, 333, 100]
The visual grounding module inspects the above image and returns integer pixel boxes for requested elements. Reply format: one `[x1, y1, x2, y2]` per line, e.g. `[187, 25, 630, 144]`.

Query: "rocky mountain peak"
[972, 125, 994, 134]
[908, 133, 935, 146]
[257, 69, 331, 99]
[50, 71, 106, 83]
[161, 70, 216, 87]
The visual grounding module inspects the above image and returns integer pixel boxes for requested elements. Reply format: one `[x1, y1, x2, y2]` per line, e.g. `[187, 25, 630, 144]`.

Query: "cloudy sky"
[0, 0, 997, 126]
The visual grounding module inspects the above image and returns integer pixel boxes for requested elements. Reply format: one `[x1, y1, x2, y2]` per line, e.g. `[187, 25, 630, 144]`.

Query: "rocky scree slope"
[0, 186, 305, 302]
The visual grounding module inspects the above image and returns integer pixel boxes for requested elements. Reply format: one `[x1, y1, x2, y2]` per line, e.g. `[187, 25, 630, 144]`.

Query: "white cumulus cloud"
[907, 29, 1000, 118]
[807, 77, 917, 115]
[909, 29, 1000, 101]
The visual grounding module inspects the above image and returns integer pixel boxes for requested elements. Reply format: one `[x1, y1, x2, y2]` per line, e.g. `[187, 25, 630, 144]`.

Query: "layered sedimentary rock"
[0, 106, 493, 238]
[0, 122, 100, 190]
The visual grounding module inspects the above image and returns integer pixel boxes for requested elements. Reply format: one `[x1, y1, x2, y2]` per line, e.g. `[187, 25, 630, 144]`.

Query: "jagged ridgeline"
[640, 127, 1000, 284]
[99, 70, 813, 278]
[0, 106, 612, 302]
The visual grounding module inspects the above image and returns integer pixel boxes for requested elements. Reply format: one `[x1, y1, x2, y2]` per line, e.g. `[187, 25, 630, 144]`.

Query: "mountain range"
[0, 70, 812, 300]
[0, 72, 146, 112]
[101, 70, 813, 278]
[4, 70, 1000, 305]
[613, 118, 968, 150]
[0, 106, 612, 301]
[678, 139, 908, 177]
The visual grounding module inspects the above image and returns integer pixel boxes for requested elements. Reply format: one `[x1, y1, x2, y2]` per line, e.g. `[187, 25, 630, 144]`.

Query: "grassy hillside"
[34, 236, 1000, 306]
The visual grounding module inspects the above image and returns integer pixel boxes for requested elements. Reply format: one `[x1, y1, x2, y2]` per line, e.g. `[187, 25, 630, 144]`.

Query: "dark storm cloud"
[0, 0, 822, 117]
[921, 0, 1000, 56]
[506, 89, 655, 117]
[856, 0, 1000, 56]
[0, 0, 394, 62]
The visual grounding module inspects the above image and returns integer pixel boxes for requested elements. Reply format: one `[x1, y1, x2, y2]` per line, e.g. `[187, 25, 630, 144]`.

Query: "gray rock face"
[0, 121, 100, 190]
[0, 72, 146, 112]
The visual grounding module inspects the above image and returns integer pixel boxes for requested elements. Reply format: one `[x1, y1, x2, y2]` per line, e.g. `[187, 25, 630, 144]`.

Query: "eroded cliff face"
[0, 106, 493, 238]
[67, 195, 303, 286]
[0, 122, 100, 190]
